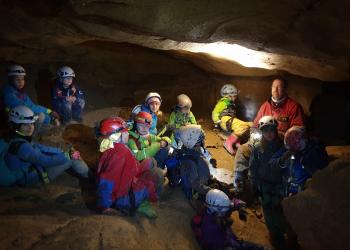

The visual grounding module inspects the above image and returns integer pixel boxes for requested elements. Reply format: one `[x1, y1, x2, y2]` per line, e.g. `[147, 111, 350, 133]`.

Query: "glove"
[209, 158, 217, 168]
[232, 197, 247, 210]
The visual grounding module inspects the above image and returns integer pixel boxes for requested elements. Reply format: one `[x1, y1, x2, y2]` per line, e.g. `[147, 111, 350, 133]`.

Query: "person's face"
[148, 98, 161, 113]
[136, 123, 150, 136]
[121, 131, 129, 144]
[12, 75, 25, 90]
[262, 127, 277, 142]
[62, 77, 73, 88]
[19, 123, 35, 137]
[271, 79, 286, 101]
[230, 95, 237, 102]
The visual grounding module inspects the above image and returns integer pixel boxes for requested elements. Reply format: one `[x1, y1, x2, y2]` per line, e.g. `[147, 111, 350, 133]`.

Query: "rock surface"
[0, 0, 349, 80]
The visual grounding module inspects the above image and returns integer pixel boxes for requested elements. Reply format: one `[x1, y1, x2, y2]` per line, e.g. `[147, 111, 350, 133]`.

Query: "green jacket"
[128, 130, 171, 161]
[168, 110, 197, 128]
[211, 96, 236, 124]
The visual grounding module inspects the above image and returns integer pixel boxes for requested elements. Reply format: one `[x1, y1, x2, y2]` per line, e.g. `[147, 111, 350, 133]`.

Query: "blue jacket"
[2, 84, 49, 114]
[5, 136, 68, 186]
[141, 104, 158, 135]
[52, 80, 85, 106]
[284, 139, 328, 195]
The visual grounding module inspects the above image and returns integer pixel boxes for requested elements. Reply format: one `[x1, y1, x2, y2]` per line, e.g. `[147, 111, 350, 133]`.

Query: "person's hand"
[71, 86, 76, 94]
[70, 150, 81, 160]
[160, 140, 168, 148]
[50, 111, 61, 126]
[70, 96, 77, 103]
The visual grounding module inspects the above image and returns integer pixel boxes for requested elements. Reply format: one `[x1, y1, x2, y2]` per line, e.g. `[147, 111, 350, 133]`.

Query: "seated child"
[192, 189, 266, 250]
[212, 84, 253, 155]
[168, 94, 197, 147]
[96, 116, 163, 218]
[176, 124, 211, 199]
[128, 111, 171, 168]
[2, 65, 60, 129]
[5, 105, 89, 187]
[52, 66, 85, 124]
[131, 92, 162, 135]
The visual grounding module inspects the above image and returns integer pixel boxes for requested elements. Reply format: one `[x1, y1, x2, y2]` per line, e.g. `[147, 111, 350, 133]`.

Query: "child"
[192, 189, 265, 250]
[131, 92, 162, 135]
[96, 116, 163, 218]
[212, 84, 253, 155]
[249, 116, 297, 250]
[168, 94, 197, 147]
[52, 66, 85, 124]
[2, 65, 60, 128]
[5, 105, 89, 187]
[282, 126, 328, 196]
[176, 124, 211, 199]
[128, 111, 171, 168]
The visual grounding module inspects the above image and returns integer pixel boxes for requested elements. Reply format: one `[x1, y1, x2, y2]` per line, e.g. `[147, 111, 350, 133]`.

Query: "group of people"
[0, 65, 329, 250]
[213, 78, 329, 249]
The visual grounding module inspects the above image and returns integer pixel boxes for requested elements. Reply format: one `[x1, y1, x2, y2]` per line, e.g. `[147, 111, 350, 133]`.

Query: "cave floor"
[1, 107, 349, 250]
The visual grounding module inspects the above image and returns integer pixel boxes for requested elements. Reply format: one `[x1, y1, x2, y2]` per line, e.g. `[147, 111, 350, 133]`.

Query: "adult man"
[233, 77, 305, 195]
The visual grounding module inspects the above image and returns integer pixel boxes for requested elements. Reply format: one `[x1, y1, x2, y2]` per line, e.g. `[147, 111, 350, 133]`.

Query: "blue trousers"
[54, 99, 85, 124]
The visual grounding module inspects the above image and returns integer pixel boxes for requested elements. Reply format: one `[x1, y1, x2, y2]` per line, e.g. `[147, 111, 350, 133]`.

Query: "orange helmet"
[134, 111, 152, 127]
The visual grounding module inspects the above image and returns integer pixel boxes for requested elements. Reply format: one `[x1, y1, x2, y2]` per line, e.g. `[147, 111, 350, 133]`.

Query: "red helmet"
[98, 117, 128, 137]
[284, 126, 307, 152]
[134, 111, 152, 127]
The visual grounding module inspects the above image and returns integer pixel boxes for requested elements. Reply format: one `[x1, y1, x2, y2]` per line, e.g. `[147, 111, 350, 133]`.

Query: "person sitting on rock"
[281, 126, 328, 196]
[212, 84, 253, 155]
[128, 111, 171, 168]
[5, 105, 89, 187]
[168, 94, 197, 147]
[131, 92, 162, 135]
[52, 66, 85, 125]
[192, 189, 266, 250]
[96, 116, 163, 218]
[2, 65, 60, 130]
[249, 116, 299, 250]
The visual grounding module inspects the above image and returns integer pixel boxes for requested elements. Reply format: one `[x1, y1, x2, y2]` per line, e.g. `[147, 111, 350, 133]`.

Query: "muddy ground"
[3, 107, 349, 250]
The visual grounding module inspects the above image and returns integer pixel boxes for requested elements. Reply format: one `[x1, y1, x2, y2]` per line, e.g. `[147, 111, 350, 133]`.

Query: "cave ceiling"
[0, 0, 349, 81]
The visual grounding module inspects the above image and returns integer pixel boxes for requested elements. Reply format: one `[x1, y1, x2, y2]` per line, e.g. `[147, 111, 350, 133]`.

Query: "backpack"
[0, 139, 24, 186]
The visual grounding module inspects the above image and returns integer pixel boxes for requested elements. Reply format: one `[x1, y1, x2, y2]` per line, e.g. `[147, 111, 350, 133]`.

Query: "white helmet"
[258, 116, 278, 130]
[220, 84, 238, 97]
[206, 189, 231, 215]
[8, 65, 26, 76]
[8, 105, 38, 124]
[57, 66, 75, 78]
[178, 124, 204, 149]
[145, 92, 162, 104]
[177, 94, 192, 109]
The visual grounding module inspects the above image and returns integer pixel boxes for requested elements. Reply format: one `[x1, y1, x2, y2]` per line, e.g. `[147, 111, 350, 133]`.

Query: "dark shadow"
[34, 68, 55, 109]
[308, 82, 350, 145]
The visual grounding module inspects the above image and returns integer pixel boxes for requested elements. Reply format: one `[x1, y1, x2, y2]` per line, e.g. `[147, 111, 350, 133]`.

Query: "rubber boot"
[136, 200, 157, 219]
[223, 134, 239, 155]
